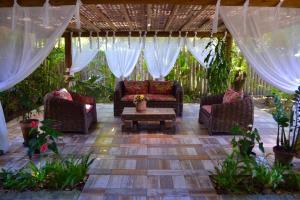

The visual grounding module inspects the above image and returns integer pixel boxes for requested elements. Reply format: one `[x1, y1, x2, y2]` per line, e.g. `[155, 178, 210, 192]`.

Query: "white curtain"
[0, 4, 75, 152]
[186, 37, 216, 68]
[105, 37, 142, 79]
[70, 36, 103, 74]
[220, 6, 300, 94]
[144, 37, 183, 79]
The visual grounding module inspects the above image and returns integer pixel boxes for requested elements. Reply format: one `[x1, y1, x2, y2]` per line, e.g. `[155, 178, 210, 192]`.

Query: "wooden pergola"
[4, 0, 299, 74]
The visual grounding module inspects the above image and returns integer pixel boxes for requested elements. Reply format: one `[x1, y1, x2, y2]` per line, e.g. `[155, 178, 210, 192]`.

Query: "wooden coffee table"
[121, 107, 176, 133]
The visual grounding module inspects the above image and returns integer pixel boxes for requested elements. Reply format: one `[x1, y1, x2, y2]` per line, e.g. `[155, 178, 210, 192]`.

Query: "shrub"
[0, 154, 94, 191]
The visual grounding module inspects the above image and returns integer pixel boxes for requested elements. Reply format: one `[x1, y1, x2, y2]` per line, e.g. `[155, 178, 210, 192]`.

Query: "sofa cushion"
[223, 89, 243, 104]
[147, 94, 176, 102]
[149, 81, 173, 95]
[202, 105, 212, 114]
[121, 94, 136, 102]
[124, 80, 149, 95]
[53, 88, 73, 101]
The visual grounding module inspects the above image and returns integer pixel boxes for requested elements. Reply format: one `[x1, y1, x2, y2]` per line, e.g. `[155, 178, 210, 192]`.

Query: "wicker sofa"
[44, 91, 97, 134]
[114, 80, 183, 117]
[198, 94, 253, 135]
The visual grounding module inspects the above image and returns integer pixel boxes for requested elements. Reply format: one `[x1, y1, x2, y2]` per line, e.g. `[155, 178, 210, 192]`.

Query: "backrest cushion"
[149, 80, 173, 95]
[223, 88, 243, 104]
[53, 88, 73, 101]
[124, 80, 149, 95]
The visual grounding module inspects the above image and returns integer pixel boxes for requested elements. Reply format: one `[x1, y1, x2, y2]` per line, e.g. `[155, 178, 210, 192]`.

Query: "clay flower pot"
[19, 119, 39, 147]
[136, 100, 147, 112]
[273, 146, 294, 165]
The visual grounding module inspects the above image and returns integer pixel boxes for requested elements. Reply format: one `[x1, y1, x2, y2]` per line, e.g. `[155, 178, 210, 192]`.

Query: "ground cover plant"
[210, 126, 300, 194]
[0, 154, 94, 191]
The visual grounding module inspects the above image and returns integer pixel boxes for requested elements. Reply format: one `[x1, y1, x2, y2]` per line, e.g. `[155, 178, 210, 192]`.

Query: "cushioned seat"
[146, 94, 176, 102]
[202, 105, 211, 114]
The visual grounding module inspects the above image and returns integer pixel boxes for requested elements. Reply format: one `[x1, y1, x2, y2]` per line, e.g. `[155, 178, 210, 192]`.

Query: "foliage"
[231, 125, 264, 156]
[0, 46, 65, 121]
[204, 37, 231, 95]
[28, 120, 61, 158]
[133, 94, 147, 104]
[70, 74, 113, 102]
[272, 88, 300, 153]
[0, 154, 94, 191]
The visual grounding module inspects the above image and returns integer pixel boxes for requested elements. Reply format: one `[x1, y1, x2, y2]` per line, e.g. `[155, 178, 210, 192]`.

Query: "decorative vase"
[136, 100, 147, 112]
[19, 119, 39, 147]
[273, 146, 294, 165]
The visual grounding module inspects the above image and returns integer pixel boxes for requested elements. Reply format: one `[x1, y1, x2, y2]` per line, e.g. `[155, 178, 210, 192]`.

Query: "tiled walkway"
[2, 104, 300, 199]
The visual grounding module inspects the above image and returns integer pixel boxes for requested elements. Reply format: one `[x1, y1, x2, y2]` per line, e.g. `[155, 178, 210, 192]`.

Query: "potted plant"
[272, 88, 300, 165]
[133, 95, 148, 112]
[231, 125, 264, 156]
[19, 108, 40, 147]
[28, 120, 61, 159]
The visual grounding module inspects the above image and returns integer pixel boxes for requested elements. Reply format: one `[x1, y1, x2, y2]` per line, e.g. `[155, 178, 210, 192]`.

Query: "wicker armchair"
[44, 91, 97, 134]
[198, 94, 253, 135]
[114, 81, 183, 117]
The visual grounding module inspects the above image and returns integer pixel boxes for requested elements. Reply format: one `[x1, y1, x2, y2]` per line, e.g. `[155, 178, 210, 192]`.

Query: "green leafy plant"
[231, 125, 264, 156]
[210, 151, 246, 193]
[204, 37, 231, 94]
[70, 74, 113, 102]
[28, 120, 61, 158]
[0, 154, 94, 191]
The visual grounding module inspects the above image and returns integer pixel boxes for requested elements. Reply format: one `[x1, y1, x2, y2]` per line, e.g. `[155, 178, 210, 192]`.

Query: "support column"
[225, 33, 233, 62]
[64, 32, 72, 87]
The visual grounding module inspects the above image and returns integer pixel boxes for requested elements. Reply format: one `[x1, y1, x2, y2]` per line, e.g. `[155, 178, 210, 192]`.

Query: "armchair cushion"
[124, 80, 149, 95]
[85, 104, 93, 113]
[149, 80, 173, 95]
[53, 88, 73, 101]
[223, 89, 243, 103]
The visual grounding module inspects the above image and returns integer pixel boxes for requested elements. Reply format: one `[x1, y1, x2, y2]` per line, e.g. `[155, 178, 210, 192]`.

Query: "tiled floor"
[2, 104, 300, 200]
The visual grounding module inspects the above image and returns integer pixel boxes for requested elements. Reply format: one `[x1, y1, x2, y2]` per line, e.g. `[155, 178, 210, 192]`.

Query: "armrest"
[173, 81, 183, 101]
[211, 98, 253, 120]
[46, 98, 86, 120]
[70, 91, 96, 105]
[200, 94, 224, 106]
[114, 81, 124, 101]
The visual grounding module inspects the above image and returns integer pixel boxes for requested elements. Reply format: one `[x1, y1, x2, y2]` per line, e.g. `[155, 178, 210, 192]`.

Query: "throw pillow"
[223, 88, 243, 103]
[53, 88, 73, 101]
[124, 80, 149, 95]
[149, 80, 173, 95]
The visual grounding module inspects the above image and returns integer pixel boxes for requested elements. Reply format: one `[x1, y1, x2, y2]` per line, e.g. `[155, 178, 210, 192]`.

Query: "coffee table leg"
[133, 121, 138, 131]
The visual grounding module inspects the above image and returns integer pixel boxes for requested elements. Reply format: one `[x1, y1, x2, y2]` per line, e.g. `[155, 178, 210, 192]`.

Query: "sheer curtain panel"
[144, 37, 183, 79]
[104, 37, 142, 79]
[186, 37, 216, 68]
[220, 6, 300, 93]
[0, 3, 75, 152]
[70, 37, 102, 74]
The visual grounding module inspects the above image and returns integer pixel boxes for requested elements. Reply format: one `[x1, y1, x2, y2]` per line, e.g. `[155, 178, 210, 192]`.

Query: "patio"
[2, 104, 300, 199]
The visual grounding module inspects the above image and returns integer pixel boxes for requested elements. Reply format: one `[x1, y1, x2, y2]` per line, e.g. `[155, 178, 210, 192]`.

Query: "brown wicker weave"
[114, 81, 183, 117]
[44, 91, 97, 134]
[198, 94, 253, 135]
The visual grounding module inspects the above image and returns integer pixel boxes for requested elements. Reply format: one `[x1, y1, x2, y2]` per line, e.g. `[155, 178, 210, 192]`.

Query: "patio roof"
[3, 0, 300, 37]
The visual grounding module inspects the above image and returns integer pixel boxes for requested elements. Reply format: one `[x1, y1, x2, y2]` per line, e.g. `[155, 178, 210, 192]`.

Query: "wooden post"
[225, 33, 233, 62]
[64, 32, 72, 87]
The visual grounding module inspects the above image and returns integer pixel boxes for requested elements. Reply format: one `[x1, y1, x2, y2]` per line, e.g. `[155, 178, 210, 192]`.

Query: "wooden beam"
[164, 5, 179, 31]
[64, 32, 72, 73]
[120, 4, 133, 31]
[180, 6, 208, 31]
[64, 31, 225, 37]
[3, 1, 300, 8]
[147, 4, 152, 31]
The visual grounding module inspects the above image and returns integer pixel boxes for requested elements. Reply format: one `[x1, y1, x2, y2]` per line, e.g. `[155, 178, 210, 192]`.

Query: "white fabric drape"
[0, 4, 75, 152]
[220, 6, 300, 93]
[105, 37, 142, 79]
[144, 37, 183, 79]
[186, 37, 216, 68]
[70, 37, 103, 74]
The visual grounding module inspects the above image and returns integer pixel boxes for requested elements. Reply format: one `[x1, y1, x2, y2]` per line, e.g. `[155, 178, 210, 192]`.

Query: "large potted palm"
[272, 88, 300, 165]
